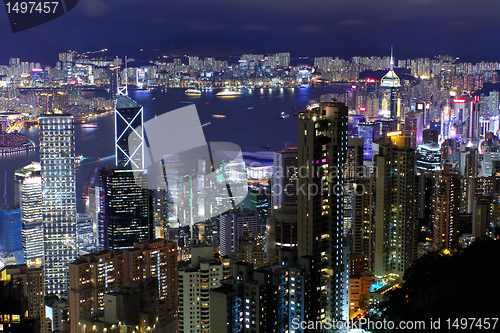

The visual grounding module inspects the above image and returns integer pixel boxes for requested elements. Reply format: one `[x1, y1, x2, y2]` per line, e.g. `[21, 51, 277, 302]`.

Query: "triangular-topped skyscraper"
[114, 58, 145, 169]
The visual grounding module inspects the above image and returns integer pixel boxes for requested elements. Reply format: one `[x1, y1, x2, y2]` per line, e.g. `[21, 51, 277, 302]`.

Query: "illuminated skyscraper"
[219, 209, 258, 257]
[0, 208, 22, 256]
[297, 101, 348, 322]
[433, 164, 461, 251]
[114, 96, 144, 169]
[379, 50, 401, 123]
[268, 148, 299, 262]
[358, 122, 379, 159]
[98, 167, 153, 250]
[15, 162, 43, 267]
[76, 213, 94, 254]
[178, 246, 230, 333]
[39, 114, 77, 295]
[374, 133, 416, 278]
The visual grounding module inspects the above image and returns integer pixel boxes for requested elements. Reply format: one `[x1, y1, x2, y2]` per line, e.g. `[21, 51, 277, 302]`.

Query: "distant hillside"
[162, 40, 259, 60]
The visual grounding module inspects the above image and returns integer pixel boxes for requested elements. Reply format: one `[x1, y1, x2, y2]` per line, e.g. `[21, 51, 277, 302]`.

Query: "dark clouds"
[2, 0, 500, 59]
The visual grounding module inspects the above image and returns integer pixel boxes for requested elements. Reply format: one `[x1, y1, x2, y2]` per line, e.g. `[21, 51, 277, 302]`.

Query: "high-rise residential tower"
[297, 101, 348, 322]
[39, 114, 77, 296]
[433, 164, 461, 250]
[374, 133, 417, 278]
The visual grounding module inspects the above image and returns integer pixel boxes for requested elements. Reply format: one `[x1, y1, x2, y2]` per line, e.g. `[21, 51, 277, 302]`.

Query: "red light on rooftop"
[366, 78, 375, 83]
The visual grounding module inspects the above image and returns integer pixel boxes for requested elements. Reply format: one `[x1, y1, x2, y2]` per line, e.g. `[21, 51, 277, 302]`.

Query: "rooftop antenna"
[390, 46, 394, 70]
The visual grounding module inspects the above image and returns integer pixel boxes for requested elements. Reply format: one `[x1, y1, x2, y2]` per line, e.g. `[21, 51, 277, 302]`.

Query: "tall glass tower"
[379, 50, 401, 123]
[114, 96, 144, 169]
[39, 114, 77, 295]
[15, 162, 44, 268]
[98, 167, 153, 250]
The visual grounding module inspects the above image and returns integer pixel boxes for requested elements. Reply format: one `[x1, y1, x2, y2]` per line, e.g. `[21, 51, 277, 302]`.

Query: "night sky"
[1, 0, 500, 63]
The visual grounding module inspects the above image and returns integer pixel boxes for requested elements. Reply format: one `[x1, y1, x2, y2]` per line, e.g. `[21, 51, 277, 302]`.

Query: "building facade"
[39, 114, 77, 295]
[374, 134, 417, 278]
[297, 101, 348, 322]
[15, 163, 43, 268]
[98, 167, 153, 251]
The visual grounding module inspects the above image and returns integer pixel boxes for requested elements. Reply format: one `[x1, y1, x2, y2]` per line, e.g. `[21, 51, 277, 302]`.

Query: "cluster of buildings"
[1, 48, 500, 333]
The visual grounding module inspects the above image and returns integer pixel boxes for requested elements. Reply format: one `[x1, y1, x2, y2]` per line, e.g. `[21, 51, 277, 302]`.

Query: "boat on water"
[185, 89, 202, 95]
[277, 112, 290, 119]
[306, 103, 319, 111]
[216, 89, 242, 96]
[260, 143, 270, 150]
[212, 114, 226, 118]
[75, 155, 85, 163]
[81, 123, 98, 128]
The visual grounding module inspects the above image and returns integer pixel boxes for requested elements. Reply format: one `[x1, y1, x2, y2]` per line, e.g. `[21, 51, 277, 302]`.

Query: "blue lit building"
[358, 122, 379, 159]
[349, 115, 366, 136]
[0, 207, 22, 254]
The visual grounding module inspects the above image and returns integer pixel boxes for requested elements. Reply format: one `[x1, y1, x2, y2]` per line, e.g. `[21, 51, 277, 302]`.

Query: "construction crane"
[82, 157, 100, 199]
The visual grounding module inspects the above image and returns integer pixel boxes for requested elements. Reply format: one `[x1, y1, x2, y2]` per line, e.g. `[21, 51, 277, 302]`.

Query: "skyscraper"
[433, 164, 461, 250]
[15, 162, 43, 267]
[379, 52, 401, 123]
[358, 122, 379, 159]
[98, 167, 153, 250]
[272, 148, 298, 208]
[374, 133, 417, 278]
[297, 101, 348, 322]
[0, 207, 22, 256]
[220, 209, 258, 257]
[114, 96, 145, 169]
[39, 114, 77, 295]
[76, 213, 94, 254]
[178, 246, 230, 333]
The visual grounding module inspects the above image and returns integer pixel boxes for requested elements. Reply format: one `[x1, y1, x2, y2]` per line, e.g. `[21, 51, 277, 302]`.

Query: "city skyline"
[1, 35, 500, 331]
